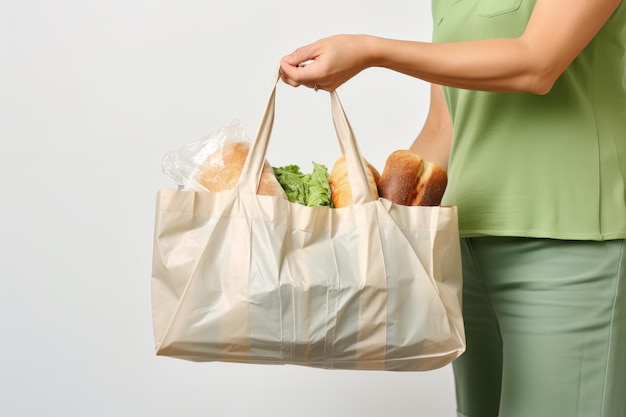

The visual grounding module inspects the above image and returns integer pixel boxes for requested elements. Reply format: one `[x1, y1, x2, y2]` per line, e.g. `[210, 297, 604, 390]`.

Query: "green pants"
[454, 237, 626, 417]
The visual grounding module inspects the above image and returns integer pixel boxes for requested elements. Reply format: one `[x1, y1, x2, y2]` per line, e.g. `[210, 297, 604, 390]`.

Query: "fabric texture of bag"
[151, 71, 465, 371]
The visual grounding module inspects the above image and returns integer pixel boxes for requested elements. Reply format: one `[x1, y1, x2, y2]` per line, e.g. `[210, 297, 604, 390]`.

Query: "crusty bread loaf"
[329, 155, 380, 208]
[196, 141, 286, 198]
[378, 149, 447, 206]
[415, 160, 448, 206]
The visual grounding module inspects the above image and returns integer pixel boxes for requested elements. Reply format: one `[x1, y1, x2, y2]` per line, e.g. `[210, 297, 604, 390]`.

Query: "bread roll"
[377, 150, 424, 205]
[378, 149, 447, 206]
[196, 141, 287, 198]
[329, 155, 380, 208]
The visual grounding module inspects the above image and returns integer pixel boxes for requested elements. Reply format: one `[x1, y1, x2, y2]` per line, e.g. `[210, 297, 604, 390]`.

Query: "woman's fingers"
[279, 56, 324, 90]
[279, 35, 368, 91]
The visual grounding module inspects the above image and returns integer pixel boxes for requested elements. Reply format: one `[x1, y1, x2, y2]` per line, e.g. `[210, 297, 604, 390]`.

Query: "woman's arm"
[409, 84, 453, 170]
[280, 0, 621, 94]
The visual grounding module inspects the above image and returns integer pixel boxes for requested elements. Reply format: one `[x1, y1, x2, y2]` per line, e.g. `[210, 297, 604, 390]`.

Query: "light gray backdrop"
[1, 0, 457, 416]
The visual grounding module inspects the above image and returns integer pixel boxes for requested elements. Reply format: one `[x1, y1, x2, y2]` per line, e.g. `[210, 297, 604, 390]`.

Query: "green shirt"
[433, 0, 626, 240]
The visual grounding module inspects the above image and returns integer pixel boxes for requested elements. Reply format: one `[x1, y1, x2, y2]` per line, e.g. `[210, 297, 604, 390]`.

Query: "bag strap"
[238, 69, 372, 205]
[328, 88, 372, 205]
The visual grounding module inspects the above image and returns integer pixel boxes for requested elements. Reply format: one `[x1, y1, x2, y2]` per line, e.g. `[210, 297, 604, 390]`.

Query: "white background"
[1, 1, 457, 416]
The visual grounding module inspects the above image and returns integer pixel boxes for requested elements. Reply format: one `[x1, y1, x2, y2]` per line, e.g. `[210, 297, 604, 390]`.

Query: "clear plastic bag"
[161, 120, 250, 191]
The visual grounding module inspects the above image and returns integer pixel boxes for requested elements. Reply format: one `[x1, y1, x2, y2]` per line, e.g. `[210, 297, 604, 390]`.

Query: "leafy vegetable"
[273, 162, 333, 207]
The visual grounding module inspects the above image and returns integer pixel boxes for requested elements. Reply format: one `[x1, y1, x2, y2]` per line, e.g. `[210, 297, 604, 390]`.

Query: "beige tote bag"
[151, 72, 465, 371]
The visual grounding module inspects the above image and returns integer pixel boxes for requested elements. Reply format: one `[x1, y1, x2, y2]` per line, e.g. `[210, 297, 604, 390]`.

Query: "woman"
[280, 1, 625, 416]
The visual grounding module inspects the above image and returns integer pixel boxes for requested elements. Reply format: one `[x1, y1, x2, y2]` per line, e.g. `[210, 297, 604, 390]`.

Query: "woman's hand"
[279, 34, 375, 92]
[280, 0, 621, 95]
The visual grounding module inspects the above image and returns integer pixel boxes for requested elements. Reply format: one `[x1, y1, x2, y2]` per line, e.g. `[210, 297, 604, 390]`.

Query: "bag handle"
[238, 70, 373, 205]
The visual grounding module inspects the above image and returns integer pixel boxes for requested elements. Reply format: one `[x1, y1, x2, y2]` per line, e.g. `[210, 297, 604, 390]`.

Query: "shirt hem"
[458, 229, 626, 241]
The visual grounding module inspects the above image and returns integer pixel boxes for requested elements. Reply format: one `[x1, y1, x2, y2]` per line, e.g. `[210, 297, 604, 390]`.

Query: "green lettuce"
[273, 162, 333, 208]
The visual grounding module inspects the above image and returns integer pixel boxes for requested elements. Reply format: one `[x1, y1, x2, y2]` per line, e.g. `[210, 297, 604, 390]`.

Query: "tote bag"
[151, 72, 465, 371]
